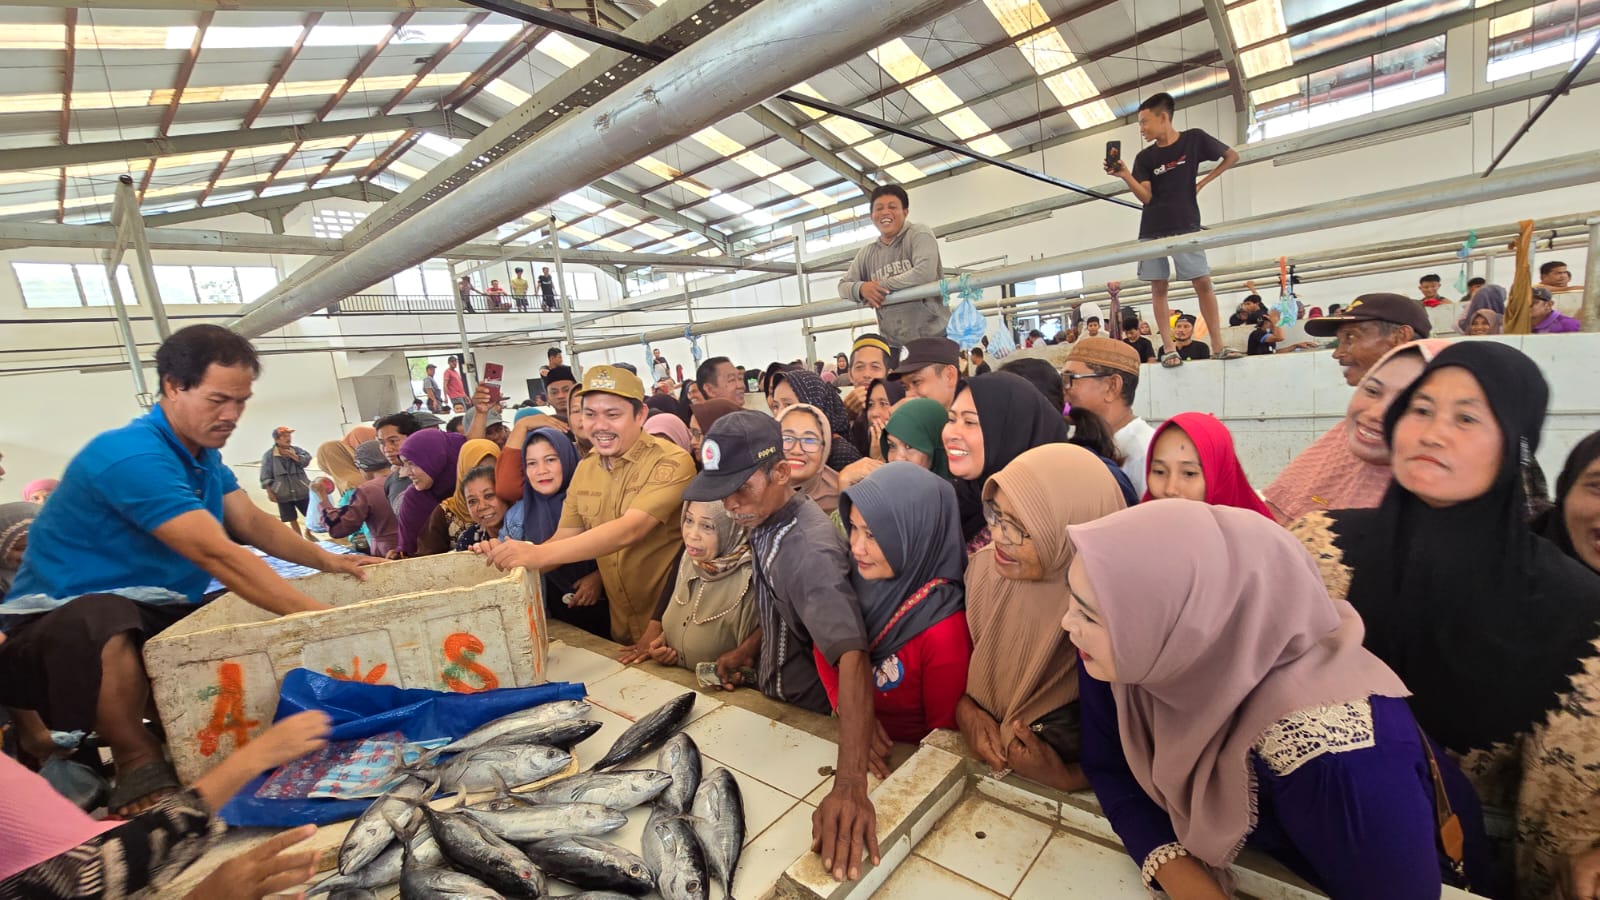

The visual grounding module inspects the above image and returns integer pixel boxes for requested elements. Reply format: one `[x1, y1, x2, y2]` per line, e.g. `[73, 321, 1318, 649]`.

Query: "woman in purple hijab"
[396, 429, 467, 555]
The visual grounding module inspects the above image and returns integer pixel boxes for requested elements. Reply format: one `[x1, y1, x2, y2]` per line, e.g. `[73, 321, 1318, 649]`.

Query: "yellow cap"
[577, 364, 645, 403]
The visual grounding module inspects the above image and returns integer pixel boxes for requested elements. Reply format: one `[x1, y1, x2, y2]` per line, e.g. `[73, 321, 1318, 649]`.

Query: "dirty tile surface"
[879, 855, 1007, 900]
[683, 703, 837, 799]
[914, 793, 1053, 896]
[1011, 830, 1147, 899]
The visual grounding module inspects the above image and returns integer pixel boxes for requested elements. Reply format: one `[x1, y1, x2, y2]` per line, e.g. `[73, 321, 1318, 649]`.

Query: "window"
[193, 266, 243, 304]
[392, 267, 426, 296]
[1013, 272, 1084, 297]
[154, 265, 199, 304]
[1488, 0, 1600, 81]
[311, 208, 366, 239]
[13, 262, 135, 308]
[562, 271, 600, 302]
[149, 264, 279, 305]
[1247, 35, 1447, 141]
[236, 267, 279, 303]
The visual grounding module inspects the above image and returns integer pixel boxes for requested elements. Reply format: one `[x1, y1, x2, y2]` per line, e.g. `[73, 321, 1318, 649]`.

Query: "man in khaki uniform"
[477, 364, 693, 642]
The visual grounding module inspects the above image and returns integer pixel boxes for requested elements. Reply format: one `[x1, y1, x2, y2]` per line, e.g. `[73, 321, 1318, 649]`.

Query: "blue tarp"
[217, 669, 586, 827]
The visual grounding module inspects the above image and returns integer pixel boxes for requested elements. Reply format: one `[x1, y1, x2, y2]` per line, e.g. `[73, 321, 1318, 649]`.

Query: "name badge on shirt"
[874, 654, 904, 691]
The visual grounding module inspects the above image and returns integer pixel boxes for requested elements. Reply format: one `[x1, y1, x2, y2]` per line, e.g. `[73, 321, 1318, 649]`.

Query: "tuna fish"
[438, 699, 594, 755]
[384, 810, 504, 900]
[311, 818, 445, 896]
[649, 814, 710, 900]
[430, 743, 572, 795]
[422, 807, 546, 898]
[591, 692, 697, 771]
[655, 733, 702, 815]
[476, 718, 603, 751]
[463, 802, 627, 842]
[337, 774, 430, 875]
[691, 768, 746, 900]
[516, 769, 673, 810]
[519, 836, 655, 895]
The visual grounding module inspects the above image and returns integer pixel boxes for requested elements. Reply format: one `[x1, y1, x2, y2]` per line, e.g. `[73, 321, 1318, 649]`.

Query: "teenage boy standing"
[1106, 92, 1240, 366]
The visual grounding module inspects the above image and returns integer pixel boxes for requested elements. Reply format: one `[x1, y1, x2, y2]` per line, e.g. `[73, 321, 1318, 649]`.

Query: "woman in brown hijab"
[955, 443, 1126, 791]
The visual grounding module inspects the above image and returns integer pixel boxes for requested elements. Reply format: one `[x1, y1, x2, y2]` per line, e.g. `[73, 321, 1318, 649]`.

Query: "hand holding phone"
[1103, 140, 1123, 175]
[482, 362, 504, 404]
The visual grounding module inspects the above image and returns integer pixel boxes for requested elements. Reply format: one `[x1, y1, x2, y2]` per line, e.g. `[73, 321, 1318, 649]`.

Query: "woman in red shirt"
[815, 461, 970, 743]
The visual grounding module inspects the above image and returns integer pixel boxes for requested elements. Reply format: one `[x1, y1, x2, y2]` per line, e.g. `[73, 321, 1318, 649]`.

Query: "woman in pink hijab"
[1066, 501, 1487, 898]
[1263, 339, 1450, 523]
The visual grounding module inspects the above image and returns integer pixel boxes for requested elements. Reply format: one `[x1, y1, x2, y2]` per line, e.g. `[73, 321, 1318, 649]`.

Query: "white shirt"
[1115, 416, 1156, 497]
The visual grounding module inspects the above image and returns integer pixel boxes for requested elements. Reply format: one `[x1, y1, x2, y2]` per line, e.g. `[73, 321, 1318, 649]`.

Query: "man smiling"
[838, 185, 946, 348]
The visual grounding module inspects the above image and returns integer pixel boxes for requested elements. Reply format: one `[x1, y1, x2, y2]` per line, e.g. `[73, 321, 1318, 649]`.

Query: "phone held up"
[1104, 140, 1122, 173]
[482, 362, 504, 404]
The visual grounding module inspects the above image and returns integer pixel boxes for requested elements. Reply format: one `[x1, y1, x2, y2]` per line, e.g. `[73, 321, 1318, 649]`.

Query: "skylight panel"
[788, 81, 926, 182]
[484, 79, 531, 105]
[983, 0, 1115, 128]
[869, 39, 1013, 154]
[1229, 0, 1295, 77]
[634, 156, 713, 198]
[417, 131, 463, 157]
[537, 33, 590, 68]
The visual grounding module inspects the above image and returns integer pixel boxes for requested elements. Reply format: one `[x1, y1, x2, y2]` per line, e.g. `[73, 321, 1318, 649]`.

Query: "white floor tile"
[701, 754, 803, 840]
[545, 640, 625, 688]
[585, 663, 722, 724]
[683, 705, 837, 799]
[1011, 830, 1148, 899]
[913, 794, 1051, 896]
[732, 800, 818, 900]
[878, 855, 1006, 900]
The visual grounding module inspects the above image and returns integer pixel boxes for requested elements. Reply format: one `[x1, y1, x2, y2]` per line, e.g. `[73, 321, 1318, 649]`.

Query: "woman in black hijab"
[1289, 341, 1600, 900]
[771, 368, 863, 471]
[1534, 431, 1600, 575]
[942, 372, 1068, 549]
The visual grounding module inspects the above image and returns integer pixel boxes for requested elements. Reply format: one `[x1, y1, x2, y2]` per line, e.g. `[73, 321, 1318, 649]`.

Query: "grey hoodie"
[837, 221, 948, 347]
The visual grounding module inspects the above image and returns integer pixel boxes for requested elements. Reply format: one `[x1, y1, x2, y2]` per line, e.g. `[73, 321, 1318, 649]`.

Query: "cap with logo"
[682, 410, 783, 502]
[576, 364, 644, 403]
[888, 337, 961, 379]
[1303, 293, 1432, 338]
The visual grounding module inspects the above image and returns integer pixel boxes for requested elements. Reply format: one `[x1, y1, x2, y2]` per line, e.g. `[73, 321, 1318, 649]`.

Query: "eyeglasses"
[781, 435, 822, 451]
[1063, 372, 1112, 388]
[982, 500, 1030, 545]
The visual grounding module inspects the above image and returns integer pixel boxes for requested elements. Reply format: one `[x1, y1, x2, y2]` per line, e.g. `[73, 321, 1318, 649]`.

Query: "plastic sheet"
[217, 669, 585, 826]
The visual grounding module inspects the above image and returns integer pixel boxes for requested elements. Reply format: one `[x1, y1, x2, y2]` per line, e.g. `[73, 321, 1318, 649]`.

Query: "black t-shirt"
[1175, 341, 1211, 360]
[537, 274, 555, 298]
[1247, 325, 1276, 356]
[1230, 308, 1267, 327]
[973, 361, 992, 375]
[1132, 129, 1230, 240]
[1124, 336, 1157, 363]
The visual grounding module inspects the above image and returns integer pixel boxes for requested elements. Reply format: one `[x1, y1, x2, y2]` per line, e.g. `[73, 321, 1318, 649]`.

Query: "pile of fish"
[309, 690, 747, 899]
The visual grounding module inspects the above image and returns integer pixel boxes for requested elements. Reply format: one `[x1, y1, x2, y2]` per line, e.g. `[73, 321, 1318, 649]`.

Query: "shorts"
[277, 497, 309, 524]
[0, 594, 192, 730]
[1137, 249, 1210, 282]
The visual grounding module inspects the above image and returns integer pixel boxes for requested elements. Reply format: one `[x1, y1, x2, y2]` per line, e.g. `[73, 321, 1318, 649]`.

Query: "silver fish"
[326, 889, 379, 900]
[386, 810, 504, 900]
[439, 699, 593, 754]
[338, 774, 429, 874]
[591, 692, 696, 771]
[518, 769, 672, 810]
[464, 801, 627, 842]
[519, 836, 655, 894]
[433, 744, 572, 795]
[691, 768, 746, 900]
[423, 807, 545, 898]
[567, 893, 641, 900]
[311, 820, 444, 896]
[477, 718, 603, 751]
[650, 814, 710, 900]
[656, 732, 702, 815]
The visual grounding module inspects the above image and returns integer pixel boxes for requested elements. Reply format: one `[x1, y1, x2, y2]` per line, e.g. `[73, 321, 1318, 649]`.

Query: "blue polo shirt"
[3, 404, 240, 616]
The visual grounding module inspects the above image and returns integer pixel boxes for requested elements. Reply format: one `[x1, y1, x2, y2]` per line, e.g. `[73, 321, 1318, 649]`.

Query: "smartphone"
[482, 362, 504, 404]
[1104, 140, 1122, 171]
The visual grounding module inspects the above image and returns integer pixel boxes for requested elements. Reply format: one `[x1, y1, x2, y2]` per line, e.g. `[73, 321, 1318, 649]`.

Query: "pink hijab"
[1263, 339, 1450, 522]
[1069, 500, 1408, 873]
[644, 413, 692, 454]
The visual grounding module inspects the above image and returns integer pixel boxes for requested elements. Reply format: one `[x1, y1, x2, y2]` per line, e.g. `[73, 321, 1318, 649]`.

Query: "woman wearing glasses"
[956, 444, 1126, 792]
[780, 404, 843, 516]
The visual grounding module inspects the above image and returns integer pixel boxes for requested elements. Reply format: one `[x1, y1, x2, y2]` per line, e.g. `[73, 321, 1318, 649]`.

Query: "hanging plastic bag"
[1275, 258, 1298, 330]
[217, 668, 585, 827]
[304, 484, 328, 533]
[942, 274, 987, 350]
[989, 316, 1017, 359]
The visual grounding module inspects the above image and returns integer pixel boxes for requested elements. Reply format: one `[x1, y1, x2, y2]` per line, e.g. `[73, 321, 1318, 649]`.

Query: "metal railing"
[329, 293, 566, 315]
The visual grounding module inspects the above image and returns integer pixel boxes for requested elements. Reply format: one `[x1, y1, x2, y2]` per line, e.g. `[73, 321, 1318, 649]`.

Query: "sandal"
[1215, 348, 1247, 361]
[108, 759, 180, 817]
[1159, 350, 1184, 368]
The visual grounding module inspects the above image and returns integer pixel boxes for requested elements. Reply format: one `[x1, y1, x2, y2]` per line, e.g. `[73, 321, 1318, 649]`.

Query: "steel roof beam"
[591, 179, 729, 253]
[139, 183, 398, 228]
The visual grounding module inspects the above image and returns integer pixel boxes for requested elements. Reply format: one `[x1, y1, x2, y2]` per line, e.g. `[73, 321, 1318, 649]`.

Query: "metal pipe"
[229, 0, 974, 337]
[1483, 31, 1600, 177]
[552, 220, 579, 372]
[116, 181, 171, 341]
[796, 228, 817, 368]
[100, 250, 153, 408]
[447, 261, 474, 395]
[573, 151, 1600, 354]
[1584, 217, 1600, 332]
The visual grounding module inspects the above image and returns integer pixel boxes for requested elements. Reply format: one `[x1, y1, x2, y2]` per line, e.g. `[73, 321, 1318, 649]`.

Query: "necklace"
[677, 568, 753, 625]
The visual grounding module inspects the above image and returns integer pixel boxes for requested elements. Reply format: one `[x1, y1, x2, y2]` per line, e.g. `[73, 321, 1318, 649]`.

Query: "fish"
[438, 699, 594, 755]
[422, 806, 546, 898]
[430, 743, 572, 795]
[649, 814, 710, 900]
[655, 733, 702, 815]
[338, 774, 430, 875]
[566, 893, 641, 900]
[476, 718, 603, 751]
[326, 889, 379, 900]
[591, 692, 696, 771]
[464, 802, 627, 842]
[516, 769, 673, 810]
[385, 810, 504, 900]
[691, 768, 746, 900]
[310, 819, 445, 896]
[518, 836, 655, 895]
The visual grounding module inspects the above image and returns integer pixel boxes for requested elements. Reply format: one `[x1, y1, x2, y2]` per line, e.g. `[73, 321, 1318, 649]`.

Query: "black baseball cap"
[683, 411, 783, 502]
[888, 337, 960, 380]
[1303, 293, 1432, 338]
[545, 365, 576, 385]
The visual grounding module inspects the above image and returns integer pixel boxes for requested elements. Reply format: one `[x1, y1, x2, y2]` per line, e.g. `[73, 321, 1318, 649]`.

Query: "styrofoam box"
[145, 553, 549, 784]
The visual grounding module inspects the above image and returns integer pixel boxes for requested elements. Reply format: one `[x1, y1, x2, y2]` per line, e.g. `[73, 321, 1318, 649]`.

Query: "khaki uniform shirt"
[560, 431, 694, 642]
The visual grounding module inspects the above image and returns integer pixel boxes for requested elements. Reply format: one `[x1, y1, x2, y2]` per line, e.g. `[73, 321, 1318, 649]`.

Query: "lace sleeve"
[1287, 510, 1351, 602]
[1140, 842, 1190, 886]
[0, 788, 222, 900]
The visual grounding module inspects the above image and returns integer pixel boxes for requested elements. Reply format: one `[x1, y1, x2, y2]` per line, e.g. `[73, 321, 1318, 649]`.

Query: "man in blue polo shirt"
[0, 324, 374, 815]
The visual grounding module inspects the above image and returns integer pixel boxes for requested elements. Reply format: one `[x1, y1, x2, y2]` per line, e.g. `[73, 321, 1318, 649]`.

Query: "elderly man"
[686, 411, 885, 883]
[477, 365, 693, 643]
[889, 336, 962, 409]
[0, 325, 373, 816]
[696, 356, 746, 408]
[1062, 337, 1154, 495]
[1302, 293, 1431, 386]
